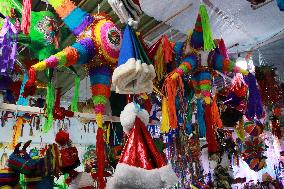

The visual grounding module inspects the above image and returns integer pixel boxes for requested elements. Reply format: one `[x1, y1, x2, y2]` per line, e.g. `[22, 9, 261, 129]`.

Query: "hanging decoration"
[107, 102, 178, 188]
[0, 17, 18, 76]
[163, 4, 248, 133]
[21, 0, 32, 35]
[21, 2, 123, 188]
[242, 137, 267, 172]
[255, 65, 283, 106]
[244, 73, 264, 120]
[244, 119, 264, 137]
[112, 24, 156, 94]
[149, 35, 175, 82]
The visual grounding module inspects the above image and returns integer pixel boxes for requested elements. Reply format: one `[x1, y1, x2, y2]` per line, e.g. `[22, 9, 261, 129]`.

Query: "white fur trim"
[113, 59, 155, 94]
[120, 102, 149, 134]
[112, 58, 137, 86]
[106, 163, 178, 189]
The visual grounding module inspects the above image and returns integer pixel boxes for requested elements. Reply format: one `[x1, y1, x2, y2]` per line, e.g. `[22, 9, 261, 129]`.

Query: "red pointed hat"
[107, 103, 178, 189]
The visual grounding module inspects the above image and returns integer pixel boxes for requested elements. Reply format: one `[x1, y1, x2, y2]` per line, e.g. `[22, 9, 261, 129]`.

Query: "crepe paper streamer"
[204, 104, 218, 153]
[71, 76, 80, 112]
[199, 4, 215, 51]
[11, 117, 23, 150]
[154, 42, 164, 81]
[89, 66, 112, 114]
[21, 0, 32, 35]
[91, 15, 121, 65]
[218, 38, 229, 59]
[96, 127, 106, 189]
[163, 73, 184, 129]
[276, 0, 284, 11]
[244, 73, 264, 119]
[0, 17, 18, 75]
[211, 96, 222, 128]
[230, 73, 248, 98]
[197, 99, 206, 138]
[174, 55, 198, 78]
[152, 35, 174, 81]
[192, 71, 212, 104]
[160, 97, 170, 133]
[17, 73, 29, 105]
[43, 82, 55, 133]
[212, 53, 248, 75]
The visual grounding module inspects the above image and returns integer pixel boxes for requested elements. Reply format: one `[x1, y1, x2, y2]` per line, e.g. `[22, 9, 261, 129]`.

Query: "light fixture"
[236, 57, 248, 70]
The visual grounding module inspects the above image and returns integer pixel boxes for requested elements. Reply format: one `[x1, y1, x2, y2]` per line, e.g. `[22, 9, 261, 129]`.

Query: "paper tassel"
[21, 0, 32, 35]
[23, 67, 37, 97]
[204, 104, 218, 154]
[11, 117, 23, 149]
[199, 4, 216, 51]
[20, 174, 26, 188]
[197, 99, 206, 138]
[155, 43, 165, 81]
[163, 74, 184, 129]
[211, 96, 222, 128]
[160, 97, 170, 133]
[162, 35, 174, 63]
[71, 76, 80, 112]
[96, 127, 106, 189]
[43, 83, 55, 133]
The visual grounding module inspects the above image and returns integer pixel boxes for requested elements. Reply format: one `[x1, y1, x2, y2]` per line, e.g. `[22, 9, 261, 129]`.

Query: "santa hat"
[190, 4, 216, 51]
[69, 172, 94, 189]
[112, 24, 156, 94]
[106, 103, 178, 189]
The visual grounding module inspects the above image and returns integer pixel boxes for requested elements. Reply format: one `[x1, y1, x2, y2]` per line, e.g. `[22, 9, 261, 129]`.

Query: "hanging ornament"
[244, 73, 264, 119]
[244, 119, 264, 137]
[242, 137, 267, 172]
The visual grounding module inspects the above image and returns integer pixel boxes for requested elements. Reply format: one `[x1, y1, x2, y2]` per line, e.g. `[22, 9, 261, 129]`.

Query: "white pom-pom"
[120, 103, 149, 134]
